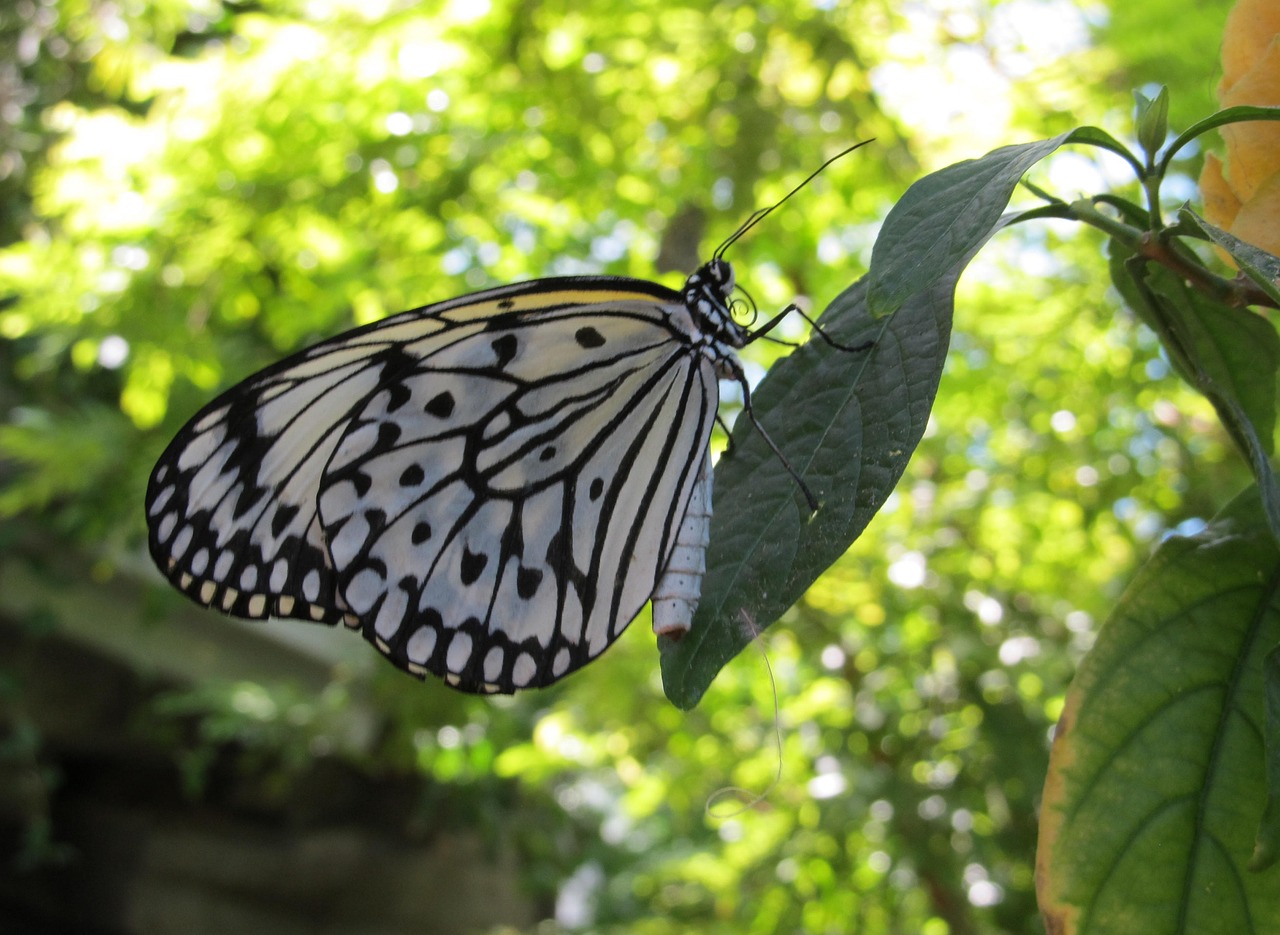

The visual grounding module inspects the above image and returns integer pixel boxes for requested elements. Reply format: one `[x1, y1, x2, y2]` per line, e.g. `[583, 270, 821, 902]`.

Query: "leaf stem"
[1071, 200, 1279, 311]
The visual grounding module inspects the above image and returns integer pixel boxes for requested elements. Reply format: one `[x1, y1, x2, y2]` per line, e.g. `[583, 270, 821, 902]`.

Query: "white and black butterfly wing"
[320, 298, 717, 691]
[145, 328, 425, 625]
[146, 279, 719, 693]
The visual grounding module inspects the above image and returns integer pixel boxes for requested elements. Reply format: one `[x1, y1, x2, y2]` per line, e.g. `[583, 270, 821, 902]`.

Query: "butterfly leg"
[715, 412, 736, 455]
[745, 303, 874, 354]
[720, 355, 821, 514]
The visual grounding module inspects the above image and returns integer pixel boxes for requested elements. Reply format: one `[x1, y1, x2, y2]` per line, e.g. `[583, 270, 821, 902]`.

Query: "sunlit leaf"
[1038, 485, 1280, 935]
[867, 133, 1070, 315]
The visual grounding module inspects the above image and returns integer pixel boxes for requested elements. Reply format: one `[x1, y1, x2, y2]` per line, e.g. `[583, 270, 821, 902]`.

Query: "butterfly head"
[684, 258, 747, 347]
[703, 257, 734, 293]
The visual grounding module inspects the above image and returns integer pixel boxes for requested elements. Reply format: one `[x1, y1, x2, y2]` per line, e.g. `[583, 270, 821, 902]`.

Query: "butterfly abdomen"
[651, 452, 713, 637]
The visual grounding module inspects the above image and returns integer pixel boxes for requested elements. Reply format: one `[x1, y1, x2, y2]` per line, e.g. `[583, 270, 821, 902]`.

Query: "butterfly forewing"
[146, 276, 724, 693]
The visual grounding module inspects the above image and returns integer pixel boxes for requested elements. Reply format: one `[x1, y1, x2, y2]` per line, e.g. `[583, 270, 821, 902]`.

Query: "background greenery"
[0, 0, 1251, 932]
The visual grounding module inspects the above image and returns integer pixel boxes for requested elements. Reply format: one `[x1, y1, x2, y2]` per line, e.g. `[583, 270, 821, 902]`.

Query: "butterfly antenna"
[713, 140, 873, 260]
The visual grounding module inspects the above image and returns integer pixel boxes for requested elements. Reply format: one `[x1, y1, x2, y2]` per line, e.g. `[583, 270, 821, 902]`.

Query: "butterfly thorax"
[682, 258, 748, 353]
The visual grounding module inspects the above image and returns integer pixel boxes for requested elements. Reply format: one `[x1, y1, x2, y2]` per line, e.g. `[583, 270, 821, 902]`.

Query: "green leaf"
[1134, 85, 1169, 161]
[1114, 249, 1280, 541]
[661, 260, 957, 708]
[1161, 104, 1280, 173]
[1178, 206, 1280, 307]
[868, 125, 1148, 312]
[1256, 646, 1280, 871]
[1038, 485, 1280, 935]
[1149, 277, 1279, 461]
[1065, 126, 1146, 173]
[868, 132, 1071, 316]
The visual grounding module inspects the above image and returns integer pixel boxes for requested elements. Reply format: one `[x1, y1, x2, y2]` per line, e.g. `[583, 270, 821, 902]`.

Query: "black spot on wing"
[399, 464, 425, 487]
[575, 326, 605, 348]
[460, 547, 488, 585]
[271, 502, 300, 536]
[376, 422, 401, 448]
[357, 555, 388, 579]
[546, 529, 567, 566]
[491, 334, 518, 368]
[516, 566, 543, 600]
[411, 521, 432, 544]
[425, 391, 455, 418]
[232, 486, 263, 520]
[383, 382, 412, 412]
[588, 477, 604, 501]
[363, 507, 387, 537]
[545, 528, 590, 604]
[351, 471, 373, 498]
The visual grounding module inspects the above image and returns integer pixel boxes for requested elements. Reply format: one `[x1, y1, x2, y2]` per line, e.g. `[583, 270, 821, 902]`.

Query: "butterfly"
[145, 146, 866, 694]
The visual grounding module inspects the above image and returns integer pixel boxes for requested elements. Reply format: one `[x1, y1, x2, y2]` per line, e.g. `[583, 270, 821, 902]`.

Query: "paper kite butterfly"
[145, 147, 866, 694]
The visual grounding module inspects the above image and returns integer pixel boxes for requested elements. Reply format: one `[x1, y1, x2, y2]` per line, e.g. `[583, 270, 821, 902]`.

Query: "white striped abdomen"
[651, 454, 712, 636]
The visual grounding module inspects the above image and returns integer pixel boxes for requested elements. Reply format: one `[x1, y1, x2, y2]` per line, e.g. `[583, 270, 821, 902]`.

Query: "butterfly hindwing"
[145, 332, 427, 625]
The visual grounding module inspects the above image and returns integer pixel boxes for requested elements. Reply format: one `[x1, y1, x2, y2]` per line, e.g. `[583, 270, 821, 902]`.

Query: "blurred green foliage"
[0, 0, 1253, 932]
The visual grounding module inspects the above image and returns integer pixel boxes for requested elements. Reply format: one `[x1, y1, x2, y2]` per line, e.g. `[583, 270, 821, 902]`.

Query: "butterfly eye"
[709, 258, 734, 292]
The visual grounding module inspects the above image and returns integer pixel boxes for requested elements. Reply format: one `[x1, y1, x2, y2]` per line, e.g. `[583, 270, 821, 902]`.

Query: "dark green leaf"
[868, 133, 1070, 316]
[661, 259, 957, 708]
[1109, 243, 1280, 541]
[1178, 207, 1280, 307]
[1255, 646, 1280, 871]
[866, 125, 1147, 316]
[1039, 486, 1280, 934]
